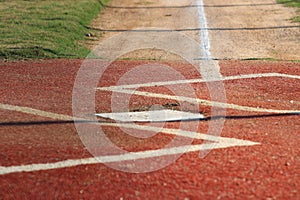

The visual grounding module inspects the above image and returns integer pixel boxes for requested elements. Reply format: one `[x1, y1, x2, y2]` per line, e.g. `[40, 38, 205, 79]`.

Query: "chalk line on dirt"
[197, 0, 212, 60]
[98, 73, 300, 90]
[0, 102, 261, 175]
[0, 121, 259, 175]
[98, 88, 300, 114]
[0, 104, 75, 121]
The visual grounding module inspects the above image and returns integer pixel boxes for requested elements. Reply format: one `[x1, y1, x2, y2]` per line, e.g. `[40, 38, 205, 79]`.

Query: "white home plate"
[95, 110, 205, 122]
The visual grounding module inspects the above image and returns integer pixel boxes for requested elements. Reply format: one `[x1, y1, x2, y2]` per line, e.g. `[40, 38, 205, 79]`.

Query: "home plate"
[95, 110, 205, 122]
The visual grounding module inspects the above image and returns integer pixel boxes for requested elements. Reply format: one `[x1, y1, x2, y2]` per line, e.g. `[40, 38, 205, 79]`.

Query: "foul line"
[197, 0, 212, 60]
[0, 0, 297, 176]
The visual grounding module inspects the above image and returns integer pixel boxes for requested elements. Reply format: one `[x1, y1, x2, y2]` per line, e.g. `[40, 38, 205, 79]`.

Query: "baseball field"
[1, 0, 299, 199]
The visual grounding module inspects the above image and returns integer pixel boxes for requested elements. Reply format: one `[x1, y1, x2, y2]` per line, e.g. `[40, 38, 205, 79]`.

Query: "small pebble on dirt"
[85, 33, 93, 37]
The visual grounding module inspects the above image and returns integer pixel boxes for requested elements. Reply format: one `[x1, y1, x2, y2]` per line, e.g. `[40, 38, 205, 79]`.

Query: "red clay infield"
[0, 59, 299, 199]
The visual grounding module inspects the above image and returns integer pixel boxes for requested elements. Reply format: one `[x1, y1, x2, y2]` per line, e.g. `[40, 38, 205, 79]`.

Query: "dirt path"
[205, 0, 300, 60]
[89, 0, 300, 60]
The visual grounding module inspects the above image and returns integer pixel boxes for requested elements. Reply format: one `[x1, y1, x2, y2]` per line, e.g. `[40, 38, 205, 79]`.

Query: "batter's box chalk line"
[0, 72, 299, 175]
[97, 72, 300, 115]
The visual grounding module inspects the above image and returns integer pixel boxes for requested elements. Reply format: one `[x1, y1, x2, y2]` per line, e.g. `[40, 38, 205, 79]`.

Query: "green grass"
[277, 0, 300, 22]
[0, 0, 109, 60]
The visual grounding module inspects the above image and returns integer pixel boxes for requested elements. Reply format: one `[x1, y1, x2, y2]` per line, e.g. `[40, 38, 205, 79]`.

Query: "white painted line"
[98, 122, 257, 144]
[97, 73, 300, 91]
[0, 135, 259, 175]
[0, 0, 297, 175]
[197, 0, 212, 59]
[0, 142, 256, 175]
[96, 109, 204, 122]
[99, 88, 300, 114]
[0, 102, 256, 144]
[0, 103, 77, 121]
[0, 103, 260, 175]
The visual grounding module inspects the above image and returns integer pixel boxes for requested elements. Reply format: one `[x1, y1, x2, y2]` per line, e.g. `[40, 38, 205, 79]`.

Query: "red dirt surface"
[0, 59, 299, 199]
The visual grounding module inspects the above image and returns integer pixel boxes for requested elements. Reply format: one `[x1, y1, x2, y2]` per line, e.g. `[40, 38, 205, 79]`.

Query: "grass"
[0, 0, 109, 60]
[277, 0, 300, 22]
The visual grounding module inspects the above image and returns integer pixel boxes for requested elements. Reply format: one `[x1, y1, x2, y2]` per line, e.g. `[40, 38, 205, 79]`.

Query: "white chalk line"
[0, 72, 299, 174]
[0, 104, 77, 121]
[0, 142, 257, 176]
[2, 72, 298, 175]
[0, 103, 256, 143]
[0, 1, 296, 176]
[0, 103, 261, 144]
[98, 88, 300, 114]
[0, 122, 259, 175]
[99, 122, 259, 145]
[97, 72, 300, 114]
[197, 0, 212, 59]
[98, 73, 300, 90]
[0, 103, 259, 175]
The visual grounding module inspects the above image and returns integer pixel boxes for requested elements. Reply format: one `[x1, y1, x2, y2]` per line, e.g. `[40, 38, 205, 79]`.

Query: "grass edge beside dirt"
[277, 0, 300, 22]
[0, 0, 109, 60]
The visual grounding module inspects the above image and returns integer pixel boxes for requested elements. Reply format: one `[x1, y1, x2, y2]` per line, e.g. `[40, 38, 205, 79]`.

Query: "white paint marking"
[1, 71, 298, 175]
[0, 0, 297, 175]
[99, 122, 257, 144]
[99, 88, 300, 114]
[0, 103, 260, 175]
[0, 102, 257, 144]
[96, 109, 204, 122]
[0, 126, 259, 175]
[0, 142, 255, 175]
[197, 0, 212, 59]
[0, 103, 77, 121]
[97, 73, 300, 91]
